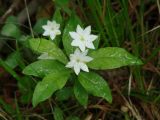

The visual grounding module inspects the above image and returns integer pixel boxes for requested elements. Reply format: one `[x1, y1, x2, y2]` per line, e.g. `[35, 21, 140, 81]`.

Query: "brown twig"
[24, 0, 34, 37]
[17, 0, 50, 24]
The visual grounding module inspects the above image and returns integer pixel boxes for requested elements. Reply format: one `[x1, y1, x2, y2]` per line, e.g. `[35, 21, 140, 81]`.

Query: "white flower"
[42, 20, 61, 40]
[66, 49, 93, 75]
[69, 25, 98, 52]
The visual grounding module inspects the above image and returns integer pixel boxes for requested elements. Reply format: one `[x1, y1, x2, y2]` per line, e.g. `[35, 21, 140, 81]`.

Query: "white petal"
[86, 42, 95, 49]
[43, 31, 50, 36]
[89, 35, 98, 42]
[83, 56, 93, 62]
[84, 26, 91, 35]
[79, 43, 86, 52]
[42, 25, 49, 30]
[74, 63, 80, 75]
[82, 49, 88, 56]
[69, 32, 80, 40]
[76, 25, 83, 34]
[55, 30, 61, 35]
[47, 21, 53, 26]
[55, 23, 60, 29]
[79, 63, 89, 72]
[50, 34, 56, 40]
[74, 48, 81, 54]
[66, 61, 74, 68]
[71, 40, 81, 46]
[69, 54, 75, 60]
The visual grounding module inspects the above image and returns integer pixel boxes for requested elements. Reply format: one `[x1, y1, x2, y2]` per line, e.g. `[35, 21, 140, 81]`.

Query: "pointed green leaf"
[5, 51, 21, 69]
[78, 72, 112, 103]
[88, 47, 143, 70]
[28, 38, 68, 64]
[32, 70, 70, 107]
[74, 81, 88, 107]
[52, 8, 63, 24]
[23, 60, 66, 78]
[1, 16, 21, 39]
[54, 0, 71, 15]
[93, 35, 100, 49]
[33, 18, 47, 34]
[52, 8, 63, 46]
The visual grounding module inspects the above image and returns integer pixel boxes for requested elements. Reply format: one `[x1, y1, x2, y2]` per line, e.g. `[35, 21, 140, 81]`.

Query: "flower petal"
[47, 20, 52, 25]
[42, 20, 61, 40]
[84, 26, 91, 35]
[66, 61, 74, 68]
[76, 25, 83, 34]
[74, 48, 81, 54]
[79, 63, 89, 72]
[79, 43, 86, 52]
[42, 25, 49, 30]
[55, 30, 61, 35]
[55, 24, 60, 29]
[82, 49, 88, 56]
[50, 33, 56, 40]
[69, 32, 80, 40]
[83, 56, 93, 62]
[74, 63, 80, 75]
[89, 35, 98, 42]
[86, 42, 95, 49]
[71, 40, 79, 46]
[43, 31, 50, 36]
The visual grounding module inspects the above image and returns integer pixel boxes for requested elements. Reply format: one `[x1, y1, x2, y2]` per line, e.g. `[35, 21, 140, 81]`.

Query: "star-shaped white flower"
[42, 20, 61, 40]
[66, 49, 93, 75]
[69, 25, 98, 52]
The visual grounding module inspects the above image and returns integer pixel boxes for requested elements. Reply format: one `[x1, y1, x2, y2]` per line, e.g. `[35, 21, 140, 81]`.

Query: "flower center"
[76, 58, 81, 62]
[80, 35, 85, 41]
[51, 26, 55, 31]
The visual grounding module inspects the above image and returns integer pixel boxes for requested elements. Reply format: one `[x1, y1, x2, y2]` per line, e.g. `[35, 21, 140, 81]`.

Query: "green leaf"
[52, 9, 63, 46]
[5, 51, 21, 69]
[56, 87, 73, 101]
[28, 38, 68, 64]
[88, 47, 143, 70]
[33, 18, 48, 34]
[1, 24, 21, 39]
[37, 52, 55, 60]
[32, 70, 70, 107]
[74, 81, 88, 107]
[1, 16, 21, 39]
[18, 35, 31, 47]
[23, 60, 66, 78]
[78, 72, 112, 103]
[54, 0, 71, 15]
[62, 15, 82, 55]
[93, 35, 100, 49]
[54, 107, 64, 120]
[53, 8, 63, 24]
[6, 16, 18, 23]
